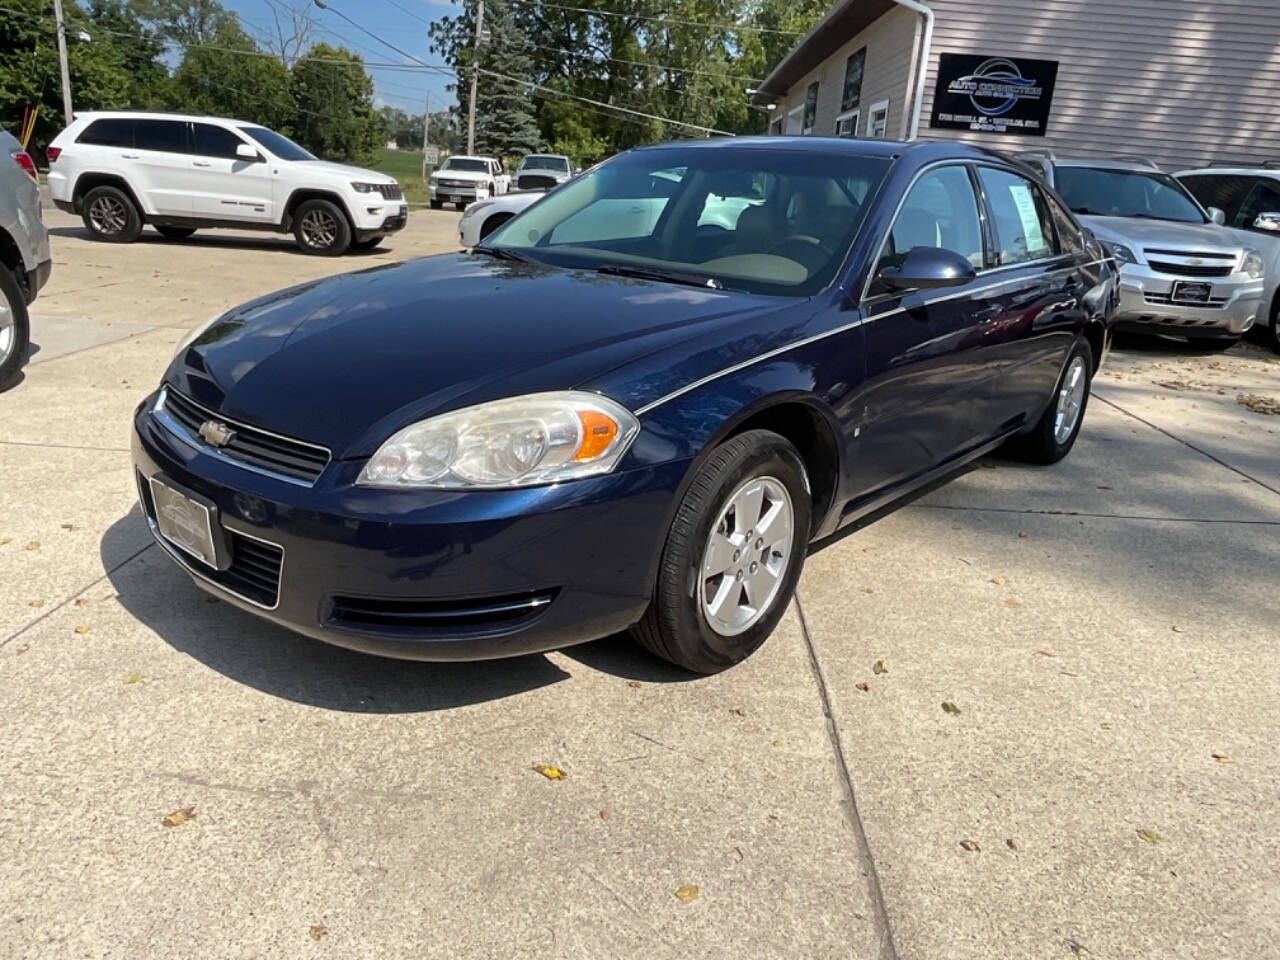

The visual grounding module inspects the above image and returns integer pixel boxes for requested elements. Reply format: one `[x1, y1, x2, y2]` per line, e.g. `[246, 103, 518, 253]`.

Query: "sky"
[221, 0, 461, 114]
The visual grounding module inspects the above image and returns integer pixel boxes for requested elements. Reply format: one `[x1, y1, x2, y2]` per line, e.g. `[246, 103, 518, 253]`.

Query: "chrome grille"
[156, 388, 331, 486]
[1146, 260, 1233, 278]
[376, 182, 403, 200]
[517, 173, 558, 190]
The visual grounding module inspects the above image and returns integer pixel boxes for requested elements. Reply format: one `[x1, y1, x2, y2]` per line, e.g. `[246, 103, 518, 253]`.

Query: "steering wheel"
[766, 235, 832, 273]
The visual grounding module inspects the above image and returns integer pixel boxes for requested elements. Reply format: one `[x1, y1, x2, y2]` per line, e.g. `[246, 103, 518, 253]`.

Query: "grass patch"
[371, 147, 433, 207]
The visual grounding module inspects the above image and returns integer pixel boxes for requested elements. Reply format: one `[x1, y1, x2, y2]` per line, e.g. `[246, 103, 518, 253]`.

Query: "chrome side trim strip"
[634, 258, 1109, 418]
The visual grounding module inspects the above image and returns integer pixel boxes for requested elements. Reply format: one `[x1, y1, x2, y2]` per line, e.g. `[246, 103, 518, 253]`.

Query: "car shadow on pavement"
[101, 509, 577, 713]
[46, 226, 393, 257]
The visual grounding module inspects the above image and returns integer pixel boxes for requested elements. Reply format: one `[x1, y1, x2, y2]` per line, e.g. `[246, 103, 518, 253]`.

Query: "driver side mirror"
[1253, 211, 1280, 233]
[235, 143, 263, 162]
[1207, 205, 1226, 225]
[877, 246, 977, 292]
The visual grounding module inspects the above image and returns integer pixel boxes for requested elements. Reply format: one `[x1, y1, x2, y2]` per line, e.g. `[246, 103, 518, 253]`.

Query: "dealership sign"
[930, 54, 1059, 136]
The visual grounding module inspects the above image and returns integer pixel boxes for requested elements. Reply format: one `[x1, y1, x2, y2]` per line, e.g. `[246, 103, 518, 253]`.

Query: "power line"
[507, 0, 802, 36]
[528, 40, 763, 84]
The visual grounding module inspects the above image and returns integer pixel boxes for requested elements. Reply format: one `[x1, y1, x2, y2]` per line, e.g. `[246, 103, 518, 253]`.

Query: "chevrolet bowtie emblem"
[198, 419, 236, 447]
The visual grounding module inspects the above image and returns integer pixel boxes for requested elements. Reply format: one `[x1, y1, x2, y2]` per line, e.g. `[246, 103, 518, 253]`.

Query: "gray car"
[1016, 152, 1263, 347]
[1, 125, 52, 389]
[1176, 166, 1280, 352]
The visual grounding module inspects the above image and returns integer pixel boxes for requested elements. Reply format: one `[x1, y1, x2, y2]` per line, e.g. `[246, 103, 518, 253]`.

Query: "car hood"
[1077, 215, 1244, 254]
[168, 253, 780, 458]
[297, 159, 394, 183]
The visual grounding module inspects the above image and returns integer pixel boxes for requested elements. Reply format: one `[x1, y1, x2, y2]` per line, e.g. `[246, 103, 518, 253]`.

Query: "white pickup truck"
[428, 156, 509, 210]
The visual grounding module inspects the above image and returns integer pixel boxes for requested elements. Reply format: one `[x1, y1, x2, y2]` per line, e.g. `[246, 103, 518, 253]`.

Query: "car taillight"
[46, 146, 61, 162]
[11, 150, 37, 181]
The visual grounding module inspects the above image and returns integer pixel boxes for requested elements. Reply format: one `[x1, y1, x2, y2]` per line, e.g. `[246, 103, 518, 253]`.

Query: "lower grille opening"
[329, 589, 557, 634]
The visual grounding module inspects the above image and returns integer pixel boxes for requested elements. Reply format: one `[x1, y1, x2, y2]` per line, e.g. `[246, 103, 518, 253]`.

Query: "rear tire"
[292, 199, 352, 256]
[1268, 297, 1280, 355]
[430, 199, 442, 210]
[630, 430, 811, 674]
[1007, 339, 1094, 465]
[155, 225, 196, 240]
[81, 185, 142, 243]
[479, 212, 513, 240]
[0, 267, 31, 392]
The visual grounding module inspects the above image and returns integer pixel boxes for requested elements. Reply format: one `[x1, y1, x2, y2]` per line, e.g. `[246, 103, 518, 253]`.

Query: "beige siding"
[921, 0, 1280, 168]
[778, 6, 919, 139]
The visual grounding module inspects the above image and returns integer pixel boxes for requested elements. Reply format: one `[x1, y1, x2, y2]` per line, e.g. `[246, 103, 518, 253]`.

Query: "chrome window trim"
[153, 387, 331, 489]
[634, 256, 1108, 417]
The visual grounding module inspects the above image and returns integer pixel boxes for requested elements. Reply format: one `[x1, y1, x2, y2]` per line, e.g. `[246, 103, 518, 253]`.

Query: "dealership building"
[752, 0, 1280, 170]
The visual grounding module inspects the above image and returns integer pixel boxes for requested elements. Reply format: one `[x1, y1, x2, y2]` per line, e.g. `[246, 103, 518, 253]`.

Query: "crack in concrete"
[909, 503, 1280, 525]
[1095, 392, 1280, 497]
[793, 594, 900, 960]
[0, 541, 155, 650]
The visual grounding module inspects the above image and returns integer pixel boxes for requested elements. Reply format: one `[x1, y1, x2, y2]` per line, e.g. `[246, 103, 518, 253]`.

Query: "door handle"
[192, 160, 212, 167]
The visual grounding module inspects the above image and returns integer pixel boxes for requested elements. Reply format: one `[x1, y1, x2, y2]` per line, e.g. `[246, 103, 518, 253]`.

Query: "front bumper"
[430, 182, 488, 203]
[131, 395, 683, 661]
[350, 200, 408, 236]
[1114, 263, 1262, 337]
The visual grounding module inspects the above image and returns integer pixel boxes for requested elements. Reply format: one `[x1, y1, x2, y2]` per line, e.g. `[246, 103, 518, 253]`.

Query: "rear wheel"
[1007, 339, 1093, 465]
[0, 267, 31, 392]
[293, 199, 352, 256]
[631, 430, 811, 674]
[155, 225, 196, 240]
[1269, 296, 1280, 355]
[81, 185, 142, 243]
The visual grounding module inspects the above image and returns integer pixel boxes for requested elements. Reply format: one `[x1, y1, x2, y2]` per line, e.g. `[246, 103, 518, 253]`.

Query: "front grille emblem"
[198, 419, 236, 447]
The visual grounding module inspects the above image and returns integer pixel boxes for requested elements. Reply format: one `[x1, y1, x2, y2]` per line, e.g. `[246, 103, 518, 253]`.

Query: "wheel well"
[725, 402, 840, 534]
[480, 211, 513, 239]
[284, 190, 352, 229]
[72, 173, 142, 215]
[0, 228, 27, 298]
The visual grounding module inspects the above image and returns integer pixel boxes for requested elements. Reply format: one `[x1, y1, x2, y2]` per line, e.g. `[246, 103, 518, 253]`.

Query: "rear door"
[129, 119, 195, 217]
[970, 165, 1090, 435]
[189, 122, 275, 223]
[849, 163, 995, 500]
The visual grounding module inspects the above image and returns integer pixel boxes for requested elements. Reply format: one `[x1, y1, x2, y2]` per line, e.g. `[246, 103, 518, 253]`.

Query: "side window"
[977, 167, 1056, 265]
[76, 117, 135, 147]
[192, 123, 247, 160]
[1179, 174, 1253, 225]
[879, 165, 984, 274]
[1045, 193, 1084, 254]
[1235, 179, 1280, 232]
[133, 119, 190, 154]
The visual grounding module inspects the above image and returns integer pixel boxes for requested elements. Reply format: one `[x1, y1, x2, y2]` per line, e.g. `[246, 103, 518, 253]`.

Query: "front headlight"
[174, 312, 224, 358]
[350, 182, 384, 193]
[1104, 241, 1138, 265]
[462, 200, 494, 219]
[1242, 248, 1264, 280]
[358, 391, 640, 489]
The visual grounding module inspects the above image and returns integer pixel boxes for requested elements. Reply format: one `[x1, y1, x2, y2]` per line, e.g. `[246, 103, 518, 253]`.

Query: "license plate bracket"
[148, 475, 229, 570]
[1172, 280, 1212, 304]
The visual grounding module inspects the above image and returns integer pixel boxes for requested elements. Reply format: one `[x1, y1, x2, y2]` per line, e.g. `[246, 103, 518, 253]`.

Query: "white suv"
[46, 111, 407, 256]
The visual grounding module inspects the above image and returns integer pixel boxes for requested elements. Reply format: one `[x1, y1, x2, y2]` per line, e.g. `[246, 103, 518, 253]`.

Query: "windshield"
[484, 147, 890, 296]
[1055, 167, 1206, 223]
[238, 126, 315, 162]
[522, 156, 570, 171]
[442, 158, 489, 173]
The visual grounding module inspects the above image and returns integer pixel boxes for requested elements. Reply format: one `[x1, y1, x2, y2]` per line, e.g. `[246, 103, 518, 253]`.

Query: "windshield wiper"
[472, 245, 532, 263]
[595, 264, 722, 289]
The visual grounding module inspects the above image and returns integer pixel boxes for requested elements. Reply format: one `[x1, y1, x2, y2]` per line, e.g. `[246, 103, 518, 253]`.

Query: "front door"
[128, 119, 195, 217]
[846, 163, 994, 501]
[189, 122, 275, 223]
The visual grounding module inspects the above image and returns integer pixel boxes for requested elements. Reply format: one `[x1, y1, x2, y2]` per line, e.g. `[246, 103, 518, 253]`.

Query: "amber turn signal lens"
[574, 410, 619, 461]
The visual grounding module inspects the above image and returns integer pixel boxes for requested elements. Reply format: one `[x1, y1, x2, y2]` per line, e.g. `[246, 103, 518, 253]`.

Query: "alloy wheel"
[300, 209, 338, 249]
[0, 293, 13, 365]
[89, 195, 127, 235]
[698, 475, 795, 637]
[1054, 355, 1088, 444]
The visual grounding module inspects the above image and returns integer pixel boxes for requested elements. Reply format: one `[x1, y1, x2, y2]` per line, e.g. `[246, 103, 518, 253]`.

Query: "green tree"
[127, 0, 236, 46]
[290, 43, 382, 163]
[170, 20, 293, 130]
[87, 0, 172, 109]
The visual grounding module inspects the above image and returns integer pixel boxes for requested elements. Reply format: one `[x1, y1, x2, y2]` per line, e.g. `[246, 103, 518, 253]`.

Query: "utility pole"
[421, 90, 431, 181]
[466, 0, 484, 155]
[52, 0, 74, 125]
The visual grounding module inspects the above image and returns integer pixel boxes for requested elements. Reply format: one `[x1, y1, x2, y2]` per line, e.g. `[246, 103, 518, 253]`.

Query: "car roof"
[1037, 156, 1168, 174]
[1177, 166, 1280, 177]
[72, 110, 260, 127]
[445, 155, 494, 162]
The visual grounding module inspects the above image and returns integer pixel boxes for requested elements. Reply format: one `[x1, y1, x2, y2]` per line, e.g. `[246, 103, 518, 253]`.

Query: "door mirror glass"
[1206, 205, 1226, 225]
[878, 246, 976, 291]
[1252, 211, 1280, 232]
[236, 143, 261, 162]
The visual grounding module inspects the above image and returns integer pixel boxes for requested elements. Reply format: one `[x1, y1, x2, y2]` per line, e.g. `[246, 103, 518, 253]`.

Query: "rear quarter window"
[76, 118, 136, 148]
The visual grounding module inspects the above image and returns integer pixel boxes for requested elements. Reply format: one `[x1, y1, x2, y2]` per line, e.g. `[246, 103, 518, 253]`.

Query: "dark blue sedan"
[132, 138, 1115, 673]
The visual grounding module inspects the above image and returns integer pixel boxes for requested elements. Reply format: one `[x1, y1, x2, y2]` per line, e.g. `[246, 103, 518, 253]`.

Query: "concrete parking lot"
[2, 206, 1278, 959]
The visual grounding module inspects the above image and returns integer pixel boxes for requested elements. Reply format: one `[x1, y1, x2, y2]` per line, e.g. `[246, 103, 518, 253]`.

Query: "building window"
[842, 47, 866, 113]
[803, 82, 819, 135]
[835, 109, 860, 138]
[866, 99, 889, 138]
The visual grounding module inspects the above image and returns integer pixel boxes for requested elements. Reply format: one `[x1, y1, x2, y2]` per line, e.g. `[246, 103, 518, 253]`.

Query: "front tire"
[155, 225, 196, 240]
[631, 430, 811, 674]
[0, 267, 31, 392]
[1268, 296, 1280, 355]
[81, 185, 142, 243]
[430, 199, 443, 210]
[293, 199, 352, 256]
[1008, 339, 1094, 465]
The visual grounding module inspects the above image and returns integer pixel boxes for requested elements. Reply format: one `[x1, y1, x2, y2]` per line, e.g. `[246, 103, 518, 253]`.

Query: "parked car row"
[427, 153, 579, 211]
